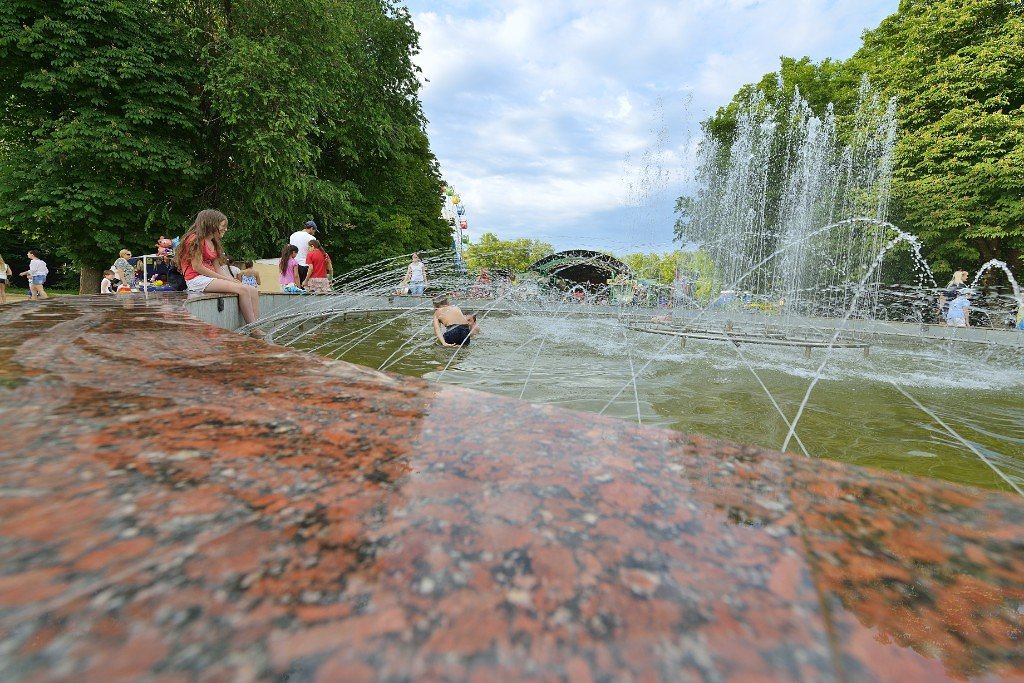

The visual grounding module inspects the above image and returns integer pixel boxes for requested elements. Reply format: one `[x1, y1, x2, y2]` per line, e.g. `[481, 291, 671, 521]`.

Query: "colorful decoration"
[452, 194, 461, 204]
[460, 220, 468, 229]
[456, 206, 465, 216]
[155, 236, 174, 257]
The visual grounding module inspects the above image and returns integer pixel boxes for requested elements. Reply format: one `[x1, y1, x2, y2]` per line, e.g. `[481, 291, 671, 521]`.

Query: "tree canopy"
[0, 0, 452, 290]
[464, 232, 554, 273]
[0, 0, 200, 286]
[621, 250, 718, 300]
[682, 0, 1024, 281]
[855, 0, 1023, 275]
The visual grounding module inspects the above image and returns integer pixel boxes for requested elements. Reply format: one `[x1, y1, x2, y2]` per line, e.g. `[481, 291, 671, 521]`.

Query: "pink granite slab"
[0, 295, 1021, 682]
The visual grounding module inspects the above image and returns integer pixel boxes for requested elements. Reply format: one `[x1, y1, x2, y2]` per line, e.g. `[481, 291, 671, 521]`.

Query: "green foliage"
[620, 250, 718, 300]
[0, 0, 202, 270]
[465, 232, 554, 273]
[0, 0, 450, 281]
[684, 0, 1024, 280]
[680, 56, 870, 259]
[701, 56, 861, 148]
[854, 0, 1024, 276]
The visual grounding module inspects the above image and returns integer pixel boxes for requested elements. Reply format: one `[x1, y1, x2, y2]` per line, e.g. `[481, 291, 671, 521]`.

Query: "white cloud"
[608, 95, 633, 122]
[406, 0, 899, 252]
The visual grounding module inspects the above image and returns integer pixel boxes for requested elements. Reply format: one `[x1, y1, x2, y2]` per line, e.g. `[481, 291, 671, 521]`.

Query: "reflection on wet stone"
[0, 296, 1020, 681]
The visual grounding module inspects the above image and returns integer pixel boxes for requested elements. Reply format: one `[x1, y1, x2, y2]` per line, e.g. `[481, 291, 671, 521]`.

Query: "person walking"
[945, 288, 973, 328]
[0, 254, 11, 304]
[289, 220, 318, 284]
[405, 253, 427, 295]
[937, 269, 968, 323]
[20, 250, 48, 300]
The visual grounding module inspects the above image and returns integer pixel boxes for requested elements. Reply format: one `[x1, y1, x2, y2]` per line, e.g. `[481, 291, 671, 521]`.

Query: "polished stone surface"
[0, 295, 1021, 682]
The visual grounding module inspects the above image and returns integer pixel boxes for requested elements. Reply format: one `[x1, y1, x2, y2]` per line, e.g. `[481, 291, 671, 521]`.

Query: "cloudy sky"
[402, 0, 898, 253]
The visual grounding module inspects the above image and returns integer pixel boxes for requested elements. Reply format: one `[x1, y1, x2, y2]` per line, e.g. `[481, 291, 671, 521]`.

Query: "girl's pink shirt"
[279, 258, 299, 285]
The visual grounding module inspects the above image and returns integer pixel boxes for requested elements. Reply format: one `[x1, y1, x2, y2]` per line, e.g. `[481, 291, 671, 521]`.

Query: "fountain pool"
[287, 309, 1024, 494]
[262, 79, 1024, 497]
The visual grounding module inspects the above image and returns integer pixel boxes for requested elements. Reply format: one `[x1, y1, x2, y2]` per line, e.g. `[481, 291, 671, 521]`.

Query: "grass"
[0, 288, 79, 305]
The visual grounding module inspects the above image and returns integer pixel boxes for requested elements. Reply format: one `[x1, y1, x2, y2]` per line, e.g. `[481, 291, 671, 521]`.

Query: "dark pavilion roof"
[528, 250, 633, 287]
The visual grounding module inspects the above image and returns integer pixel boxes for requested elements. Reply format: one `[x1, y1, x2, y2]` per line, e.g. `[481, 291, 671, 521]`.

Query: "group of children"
[98, 210, 265, 333]
[99, 258, 261, 295]
[278, 239, 332, 293]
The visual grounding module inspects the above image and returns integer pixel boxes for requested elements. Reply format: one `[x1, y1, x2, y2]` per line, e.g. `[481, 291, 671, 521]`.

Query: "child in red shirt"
[302, 240, 332, 293]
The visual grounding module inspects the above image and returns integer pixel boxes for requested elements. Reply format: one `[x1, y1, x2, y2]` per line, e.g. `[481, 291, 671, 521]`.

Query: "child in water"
[432, 296, 478, 347]
[466, 313, 480, 337]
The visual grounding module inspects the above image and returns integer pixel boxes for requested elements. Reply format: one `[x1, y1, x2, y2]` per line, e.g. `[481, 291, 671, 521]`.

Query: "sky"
[401, 0, 899, 254]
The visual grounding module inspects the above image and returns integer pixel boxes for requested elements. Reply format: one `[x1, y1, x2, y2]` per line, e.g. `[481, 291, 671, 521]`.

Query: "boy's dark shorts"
[443, 325, 471, 346]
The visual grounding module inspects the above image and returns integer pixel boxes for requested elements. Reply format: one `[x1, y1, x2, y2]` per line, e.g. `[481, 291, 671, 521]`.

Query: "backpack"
[166, 265, 187, 291]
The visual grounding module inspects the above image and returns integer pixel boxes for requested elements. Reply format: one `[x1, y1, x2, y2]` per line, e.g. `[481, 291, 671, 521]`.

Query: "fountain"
[239, 80, 1023, 496]
[241, 239, 1023, 496]
[676, 78, 921, 318]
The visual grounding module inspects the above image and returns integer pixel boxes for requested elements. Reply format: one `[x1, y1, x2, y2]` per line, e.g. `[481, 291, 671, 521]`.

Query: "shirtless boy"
[433, 295, 477, 347]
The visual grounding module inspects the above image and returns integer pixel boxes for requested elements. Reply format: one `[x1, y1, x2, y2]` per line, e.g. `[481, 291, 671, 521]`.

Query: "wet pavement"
[0, 295, 1021, 682]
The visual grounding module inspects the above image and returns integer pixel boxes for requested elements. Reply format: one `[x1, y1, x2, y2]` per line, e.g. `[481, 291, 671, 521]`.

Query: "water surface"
[291, 311, 1024, 493]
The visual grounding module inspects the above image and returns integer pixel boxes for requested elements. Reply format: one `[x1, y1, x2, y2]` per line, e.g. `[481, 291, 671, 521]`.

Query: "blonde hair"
[948, 270, 969, 287]
[119, 249, 131, 258]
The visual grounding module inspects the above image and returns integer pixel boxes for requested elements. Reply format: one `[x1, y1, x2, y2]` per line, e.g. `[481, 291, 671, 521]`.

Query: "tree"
[465, 232, 554, 272]
[701, 56, 861, 149]
[0, 0, 202, 292]
[681, 0, 1024, 281]
[854, 0, 1024, 276]
[621, 250, 718, 301]
[180, 0, 450, 269]
[0, 0, 451, 291]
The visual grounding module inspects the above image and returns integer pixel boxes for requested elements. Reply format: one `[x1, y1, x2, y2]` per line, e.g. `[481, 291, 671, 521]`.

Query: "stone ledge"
[0, 294, 1021, 682]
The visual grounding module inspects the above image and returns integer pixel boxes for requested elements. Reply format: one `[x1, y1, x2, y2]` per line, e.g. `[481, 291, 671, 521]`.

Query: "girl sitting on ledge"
[177, 209, 264, 337]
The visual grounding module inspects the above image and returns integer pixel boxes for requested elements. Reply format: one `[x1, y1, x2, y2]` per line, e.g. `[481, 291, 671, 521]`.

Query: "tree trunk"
[1006, 247, 1022, 277]
[79, 264, 103, 294]
[974, 237, 1001, 265]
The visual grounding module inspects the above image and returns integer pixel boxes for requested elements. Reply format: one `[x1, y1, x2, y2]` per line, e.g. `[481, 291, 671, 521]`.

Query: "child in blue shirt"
[945, 289, 972, 328]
